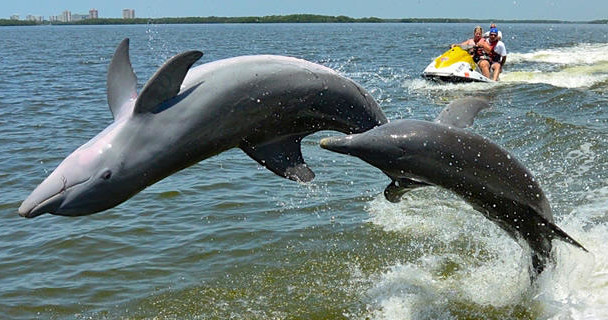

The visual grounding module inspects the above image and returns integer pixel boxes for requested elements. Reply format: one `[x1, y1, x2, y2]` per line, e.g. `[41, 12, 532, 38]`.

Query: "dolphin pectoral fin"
[241, 135, 315, 183]
[383, 178, 430, 203]
[107, 38, 138, 120]
[284, 164, 315, 183]
[524, 215, 588, 281]
[544, 217, 588, 253]
[435, 97, 490, 128]
[134, 50, 203, 114]
[518, 205, 589, 253]
[384, 182, 407, 203]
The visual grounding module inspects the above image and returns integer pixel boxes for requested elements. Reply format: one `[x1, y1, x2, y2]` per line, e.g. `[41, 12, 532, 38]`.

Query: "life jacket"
[488, 40, 501, 62]
[472, 39, 488, 62]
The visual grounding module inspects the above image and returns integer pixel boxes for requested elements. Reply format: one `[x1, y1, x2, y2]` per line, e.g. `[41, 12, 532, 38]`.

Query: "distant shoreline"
[2, 14, 607, 26]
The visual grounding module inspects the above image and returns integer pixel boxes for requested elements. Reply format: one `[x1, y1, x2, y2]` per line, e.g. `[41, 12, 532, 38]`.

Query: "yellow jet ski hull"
[422, 47, 493, 83]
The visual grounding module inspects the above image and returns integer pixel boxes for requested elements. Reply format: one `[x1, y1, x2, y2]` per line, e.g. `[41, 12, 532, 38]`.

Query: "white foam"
[508, 43, 608, 65]
[359, 186, 608, 319]
[499, 43, 608, 88]
[404, 78, 497, 93]
[539, 190, 608, 319]
[501, 65, 608, 88]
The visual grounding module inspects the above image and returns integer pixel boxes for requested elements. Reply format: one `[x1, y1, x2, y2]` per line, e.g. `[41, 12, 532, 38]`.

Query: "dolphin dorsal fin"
[435, 97, 490, 128]
[107, 38, 138, 120]
[133, 50, 203, 114]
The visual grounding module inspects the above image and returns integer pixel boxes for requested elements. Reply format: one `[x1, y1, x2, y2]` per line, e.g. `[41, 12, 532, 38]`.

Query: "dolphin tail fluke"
[241, 134, 315, 183]
[383, 178, 430, 203]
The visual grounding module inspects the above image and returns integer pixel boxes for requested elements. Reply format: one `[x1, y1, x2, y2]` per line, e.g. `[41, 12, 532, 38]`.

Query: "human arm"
[452, 39, 473, 49]
[496, 42, 507, 66]
[477, 39, 492, 54]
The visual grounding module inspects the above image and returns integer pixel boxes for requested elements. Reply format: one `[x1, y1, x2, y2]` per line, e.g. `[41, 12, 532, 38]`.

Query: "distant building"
[59, 10, 71, 22]
[72, 13, 89, 22]
[10, 14, 19, 20]
[26, 15, 43, 23]
[49, 16, 58, 22]
[89, 9, 98, 19]
[122, 9, 135, 19]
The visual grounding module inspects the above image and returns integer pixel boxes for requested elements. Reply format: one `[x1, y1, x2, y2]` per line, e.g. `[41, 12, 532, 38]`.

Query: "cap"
[489, 27, 499, 35]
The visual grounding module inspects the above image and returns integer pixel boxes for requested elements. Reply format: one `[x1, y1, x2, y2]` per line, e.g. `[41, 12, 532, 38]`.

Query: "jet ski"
[422, 46, 493, 83]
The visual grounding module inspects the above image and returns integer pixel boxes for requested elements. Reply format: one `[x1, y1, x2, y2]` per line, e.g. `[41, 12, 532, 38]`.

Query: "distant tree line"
[0, 19, 37, 26]
[69, 14, 385, 25]
[1, 14, 607, 26]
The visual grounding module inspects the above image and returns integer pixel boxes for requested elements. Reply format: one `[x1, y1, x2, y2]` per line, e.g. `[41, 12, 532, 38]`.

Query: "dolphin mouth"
[19, 176, 91, 218]
[18, 192, 63, 218]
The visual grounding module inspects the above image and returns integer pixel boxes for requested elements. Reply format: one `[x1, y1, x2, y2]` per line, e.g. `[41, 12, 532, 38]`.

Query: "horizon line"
[2, 13, 607, 25]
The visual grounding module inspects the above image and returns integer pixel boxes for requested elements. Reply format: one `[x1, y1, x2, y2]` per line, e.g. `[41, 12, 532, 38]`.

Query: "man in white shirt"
[478, 27, 507, 81]
[483, 23, 503, 40]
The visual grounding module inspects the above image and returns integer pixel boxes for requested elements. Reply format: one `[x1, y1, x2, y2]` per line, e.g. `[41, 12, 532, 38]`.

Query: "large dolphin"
[320, 97, 587, 278]
[19, 38, 387, 218]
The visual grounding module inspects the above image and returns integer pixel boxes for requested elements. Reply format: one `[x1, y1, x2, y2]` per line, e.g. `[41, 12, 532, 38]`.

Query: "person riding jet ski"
[476, 27, 507, 81]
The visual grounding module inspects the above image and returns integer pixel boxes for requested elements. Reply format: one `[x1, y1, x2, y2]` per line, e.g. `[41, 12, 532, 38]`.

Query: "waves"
[502, 43, 608, 88]
[507, 43, 608, 66]
[362, 185, 608, 319]
[362, 191, 532, 318]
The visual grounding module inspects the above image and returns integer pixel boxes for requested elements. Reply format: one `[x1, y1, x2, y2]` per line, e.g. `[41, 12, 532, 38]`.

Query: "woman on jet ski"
[452, 26, 487, 54]
[452, 26, 489, 65]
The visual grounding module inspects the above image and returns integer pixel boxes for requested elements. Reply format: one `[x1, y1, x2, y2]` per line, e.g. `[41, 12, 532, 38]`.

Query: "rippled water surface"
[1, 23, 608, 319]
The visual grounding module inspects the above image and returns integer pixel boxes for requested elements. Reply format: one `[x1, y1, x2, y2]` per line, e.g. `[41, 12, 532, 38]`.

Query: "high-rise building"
[60, 10, 71, 22]
[122, 9, 135, 19]
[89, 9, 98, 19]
[26, 15, 43, 22]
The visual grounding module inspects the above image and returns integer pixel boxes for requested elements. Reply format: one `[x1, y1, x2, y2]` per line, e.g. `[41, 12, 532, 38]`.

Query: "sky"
[2, 0, 607, 21]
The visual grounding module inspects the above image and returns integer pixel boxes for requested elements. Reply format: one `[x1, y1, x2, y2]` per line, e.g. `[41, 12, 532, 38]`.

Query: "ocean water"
[1, 23, 607, 319]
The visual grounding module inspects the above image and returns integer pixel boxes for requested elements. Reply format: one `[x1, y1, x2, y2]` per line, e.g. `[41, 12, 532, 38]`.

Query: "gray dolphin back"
[435, 97, 490, 128]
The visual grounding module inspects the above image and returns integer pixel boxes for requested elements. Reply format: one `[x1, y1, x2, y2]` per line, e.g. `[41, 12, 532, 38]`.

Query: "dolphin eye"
[101, 170, 112, 180]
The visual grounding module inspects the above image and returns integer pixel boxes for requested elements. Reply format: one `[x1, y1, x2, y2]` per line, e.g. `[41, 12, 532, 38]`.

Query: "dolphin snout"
[18, 173, 67, 218]
[18, 202, 34, 218]
[320, 136, 356, 155]
[18, 194, 62, 218]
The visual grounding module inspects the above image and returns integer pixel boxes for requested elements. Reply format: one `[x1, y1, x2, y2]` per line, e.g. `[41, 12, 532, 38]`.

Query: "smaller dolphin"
[19, 38, 387, 218]
[320, 97, 587, 279]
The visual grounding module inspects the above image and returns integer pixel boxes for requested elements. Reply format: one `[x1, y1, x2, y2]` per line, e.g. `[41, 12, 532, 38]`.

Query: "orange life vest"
[488, 40, 501, 62]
